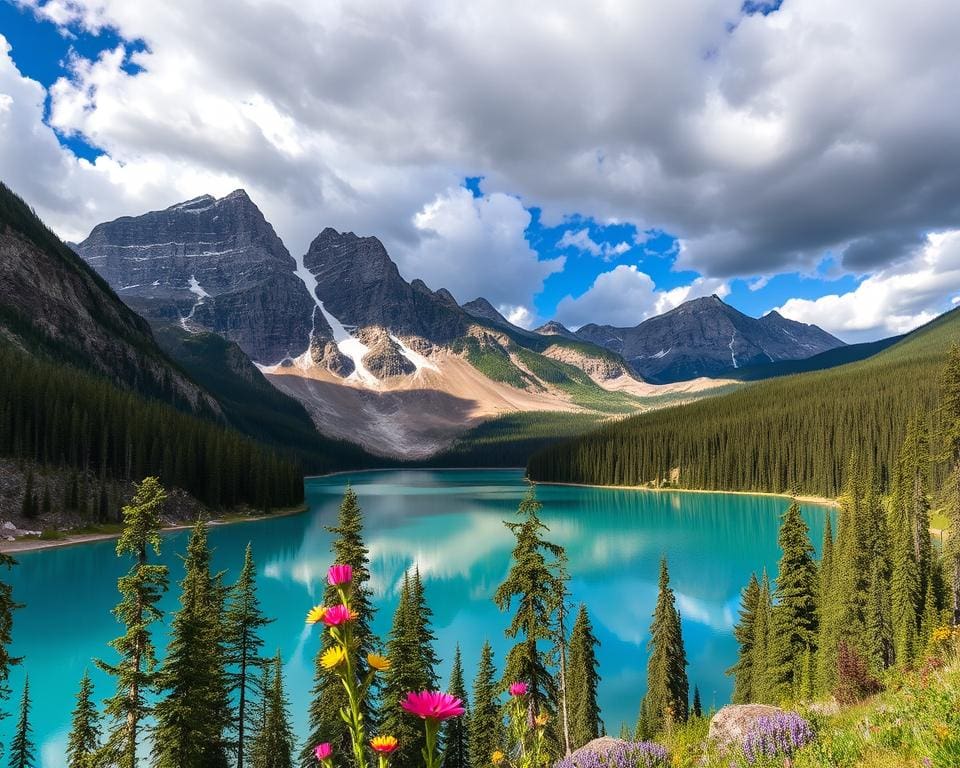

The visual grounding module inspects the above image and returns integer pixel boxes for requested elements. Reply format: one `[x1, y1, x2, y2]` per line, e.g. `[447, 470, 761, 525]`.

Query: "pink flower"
[400, 691, 465, 721]
[321, 604, 354, 627]
[509, 681, 528, 697]
[314, 743, 333, 761]
[328, 563, 353, 586]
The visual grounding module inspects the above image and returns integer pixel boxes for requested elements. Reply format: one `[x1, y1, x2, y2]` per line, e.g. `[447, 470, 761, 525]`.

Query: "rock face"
[462, 297, 512, 327]
[576, 295, 845, 383]
[707, 704, 786, 748]
[303, 228, 468, 342]
[75, 190, 319, 363]
[534, 320, 579, 340]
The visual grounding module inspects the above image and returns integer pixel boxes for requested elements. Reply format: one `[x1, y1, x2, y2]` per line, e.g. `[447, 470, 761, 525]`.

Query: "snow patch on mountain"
[180, 275, 210, 332]
[391, 333, 439, 374]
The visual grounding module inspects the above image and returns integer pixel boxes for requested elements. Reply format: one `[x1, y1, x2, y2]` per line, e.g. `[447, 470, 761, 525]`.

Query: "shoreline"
[0, 503, 308, 555]
[535, 480, 840, 507]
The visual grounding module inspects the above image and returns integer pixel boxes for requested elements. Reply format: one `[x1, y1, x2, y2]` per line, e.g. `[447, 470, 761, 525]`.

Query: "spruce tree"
[96, 477, 169, 768]
[250, 653, 293, 768]
[750, 572, 773, 704]
[567, 604, 601, 749]
[468, 641, 501, 768]
[0, 553, 21, 726]
[66, 671, 100, 768]
[152, 520, 231, 768]
[7, 677, 34, 768]
[815, 516, 836, 694]
[728, 573, 760, 704]
[691, 686, 702, 719]
[494, 484, 563, 713]
[768, 502, 819, 701]
[225, 544, 272, 768]
[301, 488, 377, 768]
[444, 645, 470, 768]
[637, 558, 688, 736]
[939, 343, 960, 624]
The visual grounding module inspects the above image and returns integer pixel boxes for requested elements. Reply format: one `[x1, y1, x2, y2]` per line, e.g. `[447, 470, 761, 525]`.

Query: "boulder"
[708, 704, 786, 748]
[2, 522, 15, 531]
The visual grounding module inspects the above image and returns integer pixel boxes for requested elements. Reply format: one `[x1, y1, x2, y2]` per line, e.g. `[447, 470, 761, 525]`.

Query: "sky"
[2, 0, 960, 341]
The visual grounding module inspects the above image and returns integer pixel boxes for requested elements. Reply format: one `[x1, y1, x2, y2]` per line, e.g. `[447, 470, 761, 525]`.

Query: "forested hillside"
[528, 308, 960, 497]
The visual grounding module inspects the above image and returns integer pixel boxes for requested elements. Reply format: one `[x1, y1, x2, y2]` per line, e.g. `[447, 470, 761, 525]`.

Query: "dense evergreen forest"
[528, 308, 960, 498]
[0, 341, 303, 511]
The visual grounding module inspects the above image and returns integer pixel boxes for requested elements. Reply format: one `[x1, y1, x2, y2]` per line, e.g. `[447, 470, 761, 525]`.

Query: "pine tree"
[637, 558, 688, 736]
[250, 653, 294, 768]
[691, 686, 702, 719]
[551, 550, 573, 756]
[96, 476, 169, 768]
[7, 677, 34, 768]
[382, 571, 439, 768]
[66, 671, 100, 768]
[152, 521, 232, 768]
[444, 645, 470, 768]
[728, 573, 760, 704]
[225, 544, 272, 768]
[302, 489, 377, 768]
[468, 641, 501, 768]
[566, 604, 601, 749]
[410, 566, 441, 687]
[494, 484, 563, 713]
[750, 572, 773, 704]
[768, 502, 819, 701]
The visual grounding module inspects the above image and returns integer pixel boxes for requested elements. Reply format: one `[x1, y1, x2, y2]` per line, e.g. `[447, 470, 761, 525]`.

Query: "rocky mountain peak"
[535, 320, 578, 339]
[462, 297, 510, 326]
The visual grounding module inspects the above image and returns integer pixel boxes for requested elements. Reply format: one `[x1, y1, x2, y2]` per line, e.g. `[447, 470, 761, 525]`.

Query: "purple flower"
[556, 741, 668, 768]
[741, 713, 814, 765]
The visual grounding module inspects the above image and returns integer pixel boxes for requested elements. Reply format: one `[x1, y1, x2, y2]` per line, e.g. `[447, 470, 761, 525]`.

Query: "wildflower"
[322, 604, 354, 627]
[367, 652, 391, 671]
[314, 743, 333, 762]
[933, 722, 951, 741]
[328, 563, 353, 586]
[508, 681, 528, 697]
[534, 713, 549, 728]
[491, 751, 505, 765]
[306, 605, 327, 624]
[741, 713, 814, 765]
[321, 645, 347, 669]
[370, 736, 399, 753]
[400, 690, 465, 721]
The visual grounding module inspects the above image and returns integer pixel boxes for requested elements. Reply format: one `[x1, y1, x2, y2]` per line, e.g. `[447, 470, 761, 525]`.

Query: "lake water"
[0, 469, 830, 766]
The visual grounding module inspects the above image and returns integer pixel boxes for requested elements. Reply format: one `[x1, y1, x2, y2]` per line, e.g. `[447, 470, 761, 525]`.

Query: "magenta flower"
[328, 563, 353, 586]
[509, 681, 528, 697]
[321, 604, 354, 627]
[400, 691, 465, 721]
[314, 743, 333, 761]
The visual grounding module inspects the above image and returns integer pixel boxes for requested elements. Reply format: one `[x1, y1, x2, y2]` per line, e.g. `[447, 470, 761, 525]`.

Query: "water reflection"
[3, 469, 829, 766]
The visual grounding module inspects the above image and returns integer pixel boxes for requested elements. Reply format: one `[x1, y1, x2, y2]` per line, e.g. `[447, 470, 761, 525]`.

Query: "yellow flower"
[321, 645, 347, 669]
[933, 722, 951, 741]
[534, 713, 549, 728]
[932, 626, 951, 643]
[370, 735, 399, 753]
[491, 751, 505, 766]
[306, 605, 328, 625]
[367, 653, 391, 672]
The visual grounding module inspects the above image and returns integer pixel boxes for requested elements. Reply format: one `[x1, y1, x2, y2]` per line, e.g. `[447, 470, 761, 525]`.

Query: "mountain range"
[62, 188, 844, 457]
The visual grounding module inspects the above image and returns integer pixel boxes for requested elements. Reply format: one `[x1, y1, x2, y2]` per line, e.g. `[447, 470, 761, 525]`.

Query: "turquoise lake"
[0, 469, 830, 766]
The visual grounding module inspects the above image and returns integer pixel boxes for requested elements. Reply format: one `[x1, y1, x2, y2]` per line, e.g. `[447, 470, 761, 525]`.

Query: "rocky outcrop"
[534, 320, 579, 340]
[577, 295, 845, 383]
[569, 737, 629, 761]
[707, 704, 786, 748]
[75, 190, 318, 363]
[542, 343, 630, 381]
[356, 327, 416, 378]
[462, 297, 511, 326]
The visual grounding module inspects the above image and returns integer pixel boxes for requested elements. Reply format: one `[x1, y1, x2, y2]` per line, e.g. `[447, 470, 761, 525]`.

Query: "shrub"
[834, 642, 881, 705]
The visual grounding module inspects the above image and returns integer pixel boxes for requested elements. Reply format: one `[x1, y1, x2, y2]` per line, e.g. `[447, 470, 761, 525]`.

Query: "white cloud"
[777, 231, 960, 341]
[557, 228, 632, 260]
[500, 304, 536, 329]
[403, 186, 564, 308]
[555, 265, 729, 328]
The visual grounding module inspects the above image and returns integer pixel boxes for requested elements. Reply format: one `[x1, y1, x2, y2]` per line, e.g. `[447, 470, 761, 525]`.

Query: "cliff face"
[75, 190, 319, 363]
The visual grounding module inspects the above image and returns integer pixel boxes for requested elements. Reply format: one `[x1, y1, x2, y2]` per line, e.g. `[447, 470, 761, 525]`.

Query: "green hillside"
[729, 334, 903, 381]
[528, 308, 960, 497]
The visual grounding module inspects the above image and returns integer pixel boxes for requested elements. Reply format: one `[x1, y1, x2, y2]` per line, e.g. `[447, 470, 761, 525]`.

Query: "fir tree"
[691, 686, 702, 719]
[637, 558, 688, 736]
[443, 645, 470, 768]
[750, 572, 773, 704]
[152, 521, 231, 768]
[551, 550, 573, 756]
[468, 641, 501, 768]
[566, 604, 601, 749]
[728, 573, 760, 704]
[7, 677, 34, 768]
[250, 653, 293, 768]
[494, 484, 563, 713]
[96, 476, 169, 768]
[66, 671, 100, 768]
[0, 553, 21, 725]
[768, 502, 819, 701]
[939, 343, 960, 624]
[301, 489, 377, 768]
[225, 544, 272, 768]
[410, 566, 441, 687]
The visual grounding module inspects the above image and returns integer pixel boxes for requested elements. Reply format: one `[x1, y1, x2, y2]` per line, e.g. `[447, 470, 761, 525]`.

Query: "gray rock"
[2, 522, 16, 531]
[576, 295, 844, 383]
[707, 704, 786, 748]
[534, 320, 580, 340]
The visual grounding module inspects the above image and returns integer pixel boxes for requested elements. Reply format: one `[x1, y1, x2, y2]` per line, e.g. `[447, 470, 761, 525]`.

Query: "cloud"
[402, 186, 564, 308]
[555, 264, 729, 328]
[557, 228, 632, 260]
[500, 304, 536, 329]
[776, 230, 960, 341]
